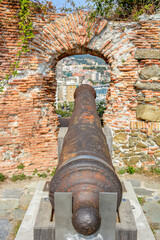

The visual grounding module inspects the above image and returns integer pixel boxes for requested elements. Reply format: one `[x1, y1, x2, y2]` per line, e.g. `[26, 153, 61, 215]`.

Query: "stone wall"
[0, 0, 160, 175]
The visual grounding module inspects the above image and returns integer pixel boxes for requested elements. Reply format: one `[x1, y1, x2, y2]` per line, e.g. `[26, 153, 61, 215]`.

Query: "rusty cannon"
[49, 84, 122, 237]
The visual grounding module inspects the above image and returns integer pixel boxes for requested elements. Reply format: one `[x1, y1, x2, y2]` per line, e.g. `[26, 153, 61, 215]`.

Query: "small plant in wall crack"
[0, 173, 5, 182]
[150, 167, 160, 175]
[17, 163, 25, 170]
[118, 168, 126, 175]
[0, 0, 56, 91]
[50, 167, 56, 176]
[37, 172, 47, 178]
[137, 196, 146, 206]
[33, 168, 38, 175]
[126, 165, 136, 174]
[11, 173, 26, 181]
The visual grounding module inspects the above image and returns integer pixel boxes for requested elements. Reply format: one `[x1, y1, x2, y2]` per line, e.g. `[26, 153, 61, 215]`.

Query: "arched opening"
[55, 54, 111, 127]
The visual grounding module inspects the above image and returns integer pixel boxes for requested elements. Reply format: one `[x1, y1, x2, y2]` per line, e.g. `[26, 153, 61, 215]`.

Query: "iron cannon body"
[49, 84, 122, 236]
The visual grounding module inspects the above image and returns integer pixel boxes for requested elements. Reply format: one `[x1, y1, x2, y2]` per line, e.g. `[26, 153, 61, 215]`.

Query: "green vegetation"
[150, 167, 160, 175]
[0, 0, 54, 90]
[118, 168, 126, 175]
[88, 79, 99, 85]
[11, 173, 26, 181]
[1, 0, 35, 89]
[72, 55, 106, 65]
[32, 167, 56, 177]
[118, 166, 136, 175]
[17, 163, 25, 169]
[37, 172, 47, 178]
[56, 101, 74, 117]
[56, 100, 106, 125]
[83, 66, 107, 74]
[137, 196, 146, 205]
[50, 167, 56, 176]
[84, 0, 159, 21]
[96, 100, 106, 118]
[27, 176, 32, 180]
[126, 165, 136, 174]
[12, 221, 22, 238]
[56, 109, 72, 117]
[118, 166, 160, 175]
[0, 173, 5, 182]
[33, 168, 38, 175]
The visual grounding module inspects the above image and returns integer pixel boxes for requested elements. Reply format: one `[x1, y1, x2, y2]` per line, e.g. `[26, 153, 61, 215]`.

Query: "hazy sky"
[50, 0, 88, 11]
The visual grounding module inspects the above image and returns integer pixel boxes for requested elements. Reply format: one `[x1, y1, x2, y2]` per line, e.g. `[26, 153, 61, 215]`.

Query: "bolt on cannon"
[49, 84, 122, 236]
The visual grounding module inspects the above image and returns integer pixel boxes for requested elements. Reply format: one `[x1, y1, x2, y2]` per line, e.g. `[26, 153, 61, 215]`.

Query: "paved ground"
[0, 173, 160, 240]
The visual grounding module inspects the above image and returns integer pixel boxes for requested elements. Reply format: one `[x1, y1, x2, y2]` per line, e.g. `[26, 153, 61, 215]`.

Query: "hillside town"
[55, 55, 110, 105]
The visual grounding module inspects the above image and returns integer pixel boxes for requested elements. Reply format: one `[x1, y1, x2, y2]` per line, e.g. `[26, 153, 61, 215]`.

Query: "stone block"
[139, 65, 160, 79]
[128, 156, 140, 165]
[135, 49, 160, 59]
[134, 82, 160, 91]
[153, 134, 160, 146]
[129, 137, 137, 147]
[136, 105, 160, 122]
[144, 98, 157, 102]
[136, 142, 147, 148]
[114, 132, 127, 144]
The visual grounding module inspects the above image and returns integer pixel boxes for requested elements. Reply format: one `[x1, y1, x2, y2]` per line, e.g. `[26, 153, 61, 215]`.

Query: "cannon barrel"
[49, 84, 122, 236]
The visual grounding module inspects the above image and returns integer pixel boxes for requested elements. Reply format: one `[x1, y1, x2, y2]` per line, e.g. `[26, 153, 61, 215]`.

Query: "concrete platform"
[15, 181, 155, 240]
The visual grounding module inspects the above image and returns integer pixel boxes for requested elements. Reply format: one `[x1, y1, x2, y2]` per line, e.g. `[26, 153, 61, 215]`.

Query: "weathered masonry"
[0, 0, 160, 175]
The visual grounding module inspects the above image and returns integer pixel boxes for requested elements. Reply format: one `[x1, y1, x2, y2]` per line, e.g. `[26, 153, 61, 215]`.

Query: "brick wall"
[0, 0, 160, 175]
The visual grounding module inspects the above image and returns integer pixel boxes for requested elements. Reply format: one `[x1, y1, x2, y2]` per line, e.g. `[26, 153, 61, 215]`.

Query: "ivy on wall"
[0, 0, 55, 91]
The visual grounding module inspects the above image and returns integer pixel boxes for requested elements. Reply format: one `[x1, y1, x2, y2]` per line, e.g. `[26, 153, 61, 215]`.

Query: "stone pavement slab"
[134, 188, 155, 196]
[0, 174, 159, 240]
[0, 199, 19, 217]
[2, 189, 23, 199]
[0, 219, 12, 240]
[11, 209, 26, 221]
[142, 201, 160, 224]
[155, 230, 160, 240]
[15, 181, 48, 240]
[128, 179, 141, 188]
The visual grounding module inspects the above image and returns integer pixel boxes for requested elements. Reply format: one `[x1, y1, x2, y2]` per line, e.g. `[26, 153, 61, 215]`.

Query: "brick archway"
[0, 5, 160, 175]
[29, 11, 138, 126]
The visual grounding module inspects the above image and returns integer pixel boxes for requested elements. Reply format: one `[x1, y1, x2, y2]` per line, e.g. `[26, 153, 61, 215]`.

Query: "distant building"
[66, 84, 77, 102]
[94, 84, 109, 101]
[56, 84, 66, 104]
[56, 55, 110, 105]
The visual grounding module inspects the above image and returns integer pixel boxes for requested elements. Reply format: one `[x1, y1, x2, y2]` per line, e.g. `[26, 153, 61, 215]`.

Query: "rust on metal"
[49, 84, 122, 236]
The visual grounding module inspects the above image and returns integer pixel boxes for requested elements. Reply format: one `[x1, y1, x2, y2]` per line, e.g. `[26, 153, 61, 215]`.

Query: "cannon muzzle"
[49, 84, 122, 236]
